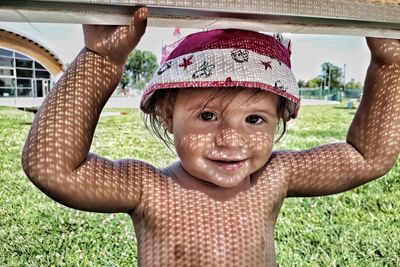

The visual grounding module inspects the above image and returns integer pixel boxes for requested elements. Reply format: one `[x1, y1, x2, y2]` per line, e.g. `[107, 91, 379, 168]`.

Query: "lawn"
[0, 104, 399, 266]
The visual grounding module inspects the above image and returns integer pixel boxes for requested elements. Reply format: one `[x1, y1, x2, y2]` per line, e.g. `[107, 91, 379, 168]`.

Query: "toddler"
[22, 7, 400, 266]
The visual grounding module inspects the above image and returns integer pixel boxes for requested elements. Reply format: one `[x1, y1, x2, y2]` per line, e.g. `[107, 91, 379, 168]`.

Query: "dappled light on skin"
[20, 15, 286, 265]
[288, 39, 400, 197]
[21, 9, 400, 267]
[214, 128, 247, 148]
[179, 129, 273, 188]
[22, 50, 144, 211]
[22, 47, 286, 264]
[170, 88, 279, 190]
[98, 27, 129, 58]
[135, 158, 287, 266]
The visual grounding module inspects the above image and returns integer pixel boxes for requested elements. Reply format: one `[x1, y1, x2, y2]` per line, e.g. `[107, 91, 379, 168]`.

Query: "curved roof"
[0, 28, 64, 75]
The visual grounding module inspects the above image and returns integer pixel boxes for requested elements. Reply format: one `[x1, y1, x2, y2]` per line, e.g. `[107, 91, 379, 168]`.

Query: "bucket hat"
[141, 29, 300, 118]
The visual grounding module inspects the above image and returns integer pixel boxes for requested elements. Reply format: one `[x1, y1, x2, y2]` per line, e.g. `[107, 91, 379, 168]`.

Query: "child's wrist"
[83, 47, 126, 70]
[367, 38, 400, 66]
[371, 59, 400, 69]
[83, 46, 125, 72]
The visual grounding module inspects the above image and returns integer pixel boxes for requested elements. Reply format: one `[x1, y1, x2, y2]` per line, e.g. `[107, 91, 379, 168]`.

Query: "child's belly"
[131, 177, 284, 267]
[135, 218, 277, 266]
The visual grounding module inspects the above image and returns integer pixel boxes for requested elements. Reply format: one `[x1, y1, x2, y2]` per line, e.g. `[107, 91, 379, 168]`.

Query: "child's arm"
[286, 38, 400, 197]
[21, 8, 153, 212]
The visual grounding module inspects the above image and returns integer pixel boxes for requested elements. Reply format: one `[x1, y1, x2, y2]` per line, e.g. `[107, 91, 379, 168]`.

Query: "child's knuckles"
[133, 9, 148, 29]
[136, 6, 148, 20]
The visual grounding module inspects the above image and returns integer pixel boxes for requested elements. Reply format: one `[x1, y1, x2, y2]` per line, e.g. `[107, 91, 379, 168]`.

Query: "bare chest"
[132, 175, 286, 266]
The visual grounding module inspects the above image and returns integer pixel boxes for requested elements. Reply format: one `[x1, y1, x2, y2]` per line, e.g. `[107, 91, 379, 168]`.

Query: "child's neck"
[162, 161, 253, 201]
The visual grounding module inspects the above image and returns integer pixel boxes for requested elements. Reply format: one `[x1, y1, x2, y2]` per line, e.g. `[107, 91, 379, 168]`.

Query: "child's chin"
[206, 175, 247, 189]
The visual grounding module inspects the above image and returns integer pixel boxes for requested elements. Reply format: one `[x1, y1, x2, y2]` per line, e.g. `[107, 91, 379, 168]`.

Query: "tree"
[297, 79, 306, 88]
[345, 78, 363, 90]
[124, 50, 158, 90]
[305, 77, 322, 88]
[320, 62, 343, 89]
[120, 73, 130, 89]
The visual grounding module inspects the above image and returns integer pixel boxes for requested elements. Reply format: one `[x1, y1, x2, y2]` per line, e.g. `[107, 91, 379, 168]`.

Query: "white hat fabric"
[141, 29, 300, 118]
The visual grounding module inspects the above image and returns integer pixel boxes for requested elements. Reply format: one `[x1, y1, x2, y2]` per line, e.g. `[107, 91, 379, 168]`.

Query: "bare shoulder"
[101, 155, 169, 193]
[265, 150, 295, 169]
[251, 150, 295, 193]
[117, 156, 170, 190]
[75, 153, 162, 181]
[114, 156, 162, 176]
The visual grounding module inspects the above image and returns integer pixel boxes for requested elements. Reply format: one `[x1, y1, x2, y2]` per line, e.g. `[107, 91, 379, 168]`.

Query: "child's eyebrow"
[185, 98, 218, 111]
[187, 104, 206, 111]
[247, 108, 278, 118]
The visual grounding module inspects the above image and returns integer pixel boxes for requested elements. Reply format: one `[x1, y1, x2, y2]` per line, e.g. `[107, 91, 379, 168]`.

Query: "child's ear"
[164, 115, 173, 133]
[163, 112, 174, 134]
[161, 99, 175, 133]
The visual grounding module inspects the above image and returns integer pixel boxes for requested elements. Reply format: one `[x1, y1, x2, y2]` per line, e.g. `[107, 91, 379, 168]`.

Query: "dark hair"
[141, 88, 179, 149]
[142, 88, 289, 149]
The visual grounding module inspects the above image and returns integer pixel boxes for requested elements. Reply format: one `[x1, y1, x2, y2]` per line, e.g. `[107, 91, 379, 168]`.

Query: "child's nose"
[215, 128, 247, 148]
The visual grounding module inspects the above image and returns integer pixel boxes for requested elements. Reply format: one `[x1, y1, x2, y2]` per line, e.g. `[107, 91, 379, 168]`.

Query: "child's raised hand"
[83, 7, 148, 66]
[367, 37, 400, 65]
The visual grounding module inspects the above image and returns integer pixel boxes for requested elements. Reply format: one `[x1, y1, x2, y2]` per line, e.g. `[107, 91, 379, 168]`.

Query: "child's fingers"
[80, 7, 148, 65]
[127, 7, 148, 46]
[367, 37, 389, 48]
[366, 37, 399, 50]
[366, 37, 400, 64]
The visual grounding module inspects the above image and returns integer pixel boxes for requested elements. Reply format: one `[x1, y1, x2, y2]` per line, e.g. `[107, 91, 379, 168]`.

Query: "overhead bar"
[1, 0, 400, 38]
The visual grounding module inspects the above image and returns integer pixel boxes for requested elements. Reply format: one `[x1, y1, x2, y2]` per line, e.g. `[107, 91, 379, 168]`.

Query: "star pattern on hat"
[231, 49, 249, 63]
[274, 80, 288, 92]
[157, 61, 172, 75]
[192, 61, 215, 79]
[260, 61, 272, 70]
[179, 55, 193, 70]
[225, 77, 233, 83]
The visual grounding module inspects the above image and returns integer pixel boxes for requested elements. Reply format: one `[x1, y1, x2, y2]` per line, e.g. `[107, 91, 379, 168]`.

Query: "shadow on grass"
[332, 106, 356, 110]
[17, 107, 38, 114]
[331, 106, 356, 115]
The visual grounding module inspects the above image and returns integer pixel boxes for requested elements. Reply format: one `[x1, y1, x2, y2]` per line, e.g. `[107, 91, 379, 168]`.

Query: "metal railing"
[299, 88, 363, 101]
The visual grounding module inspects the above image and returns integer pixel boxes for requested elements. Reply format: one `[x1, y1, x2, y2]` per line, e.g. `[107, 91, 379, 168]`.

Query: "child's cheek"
[247, 131, 275, 151]
[178, 132, 214, 150]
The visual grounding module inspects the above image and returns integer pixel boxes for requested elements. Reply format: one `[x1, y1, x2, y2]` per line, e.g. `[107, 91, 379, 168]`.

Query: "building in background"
[0, 28, 64, 107]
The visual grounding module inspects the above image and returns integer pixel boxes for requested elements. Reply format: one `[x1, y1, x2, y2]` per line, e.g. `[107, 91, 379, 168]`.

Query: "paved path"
[300, 99, 340, 106]
[0, 96, 142, 109]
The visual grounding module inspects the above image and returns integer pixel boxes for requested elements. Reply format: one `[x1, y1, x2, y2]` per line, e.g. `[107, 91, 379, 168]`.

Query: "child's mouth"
[209, 159, 246, 172]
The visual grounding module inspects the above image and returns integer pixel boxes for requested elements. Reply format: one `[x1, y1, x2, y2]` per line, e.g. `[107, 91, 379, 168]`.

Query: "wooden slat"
[1, 0, 400, 38]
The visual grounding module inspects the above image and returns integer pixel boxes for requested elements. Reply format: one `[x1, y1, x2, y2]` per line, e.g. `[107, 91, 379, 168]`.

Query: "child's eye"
[245, 115, 265, 125]
[199, 111, 217, 121]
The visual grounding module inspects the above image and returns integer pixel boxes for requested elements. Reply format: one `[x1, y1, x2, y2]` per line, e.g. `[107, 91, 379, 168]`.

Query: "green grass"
[0, 105, 399, 266]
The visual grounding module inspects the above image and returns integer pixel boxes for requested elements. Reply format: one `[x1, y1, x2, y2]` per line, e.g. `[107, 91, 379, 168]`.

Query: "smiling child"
[22, 7, 400, 267]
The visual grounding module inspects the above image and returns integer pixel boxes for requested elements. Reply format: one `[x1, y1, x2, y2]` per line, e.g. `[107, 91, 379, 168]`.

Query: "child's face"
[167, 88, 278, 188]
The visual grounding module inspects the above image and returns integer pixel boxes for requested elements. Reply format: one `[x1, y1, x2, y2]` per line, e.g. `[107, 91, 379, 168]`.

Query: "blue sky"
[0, 22, 370, 84]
